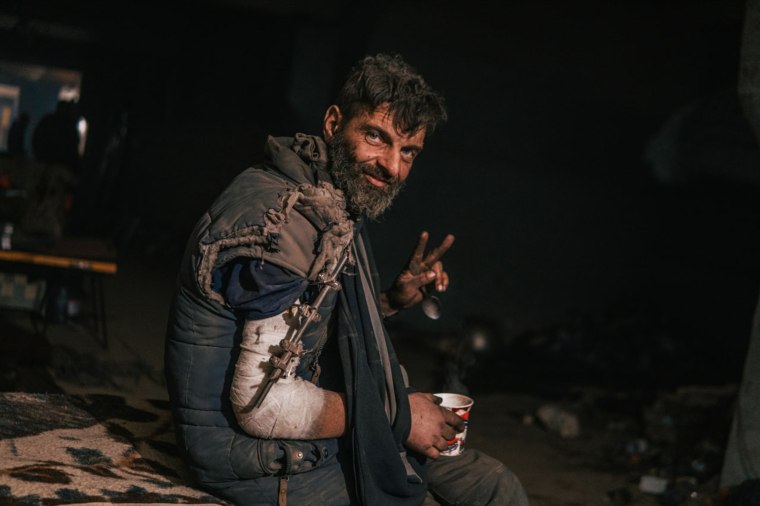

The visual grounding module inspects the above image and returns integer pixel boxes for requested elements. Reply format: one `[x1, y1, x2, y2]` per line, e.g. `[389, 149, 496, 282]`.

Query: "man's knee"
[426, 449, 529, 506]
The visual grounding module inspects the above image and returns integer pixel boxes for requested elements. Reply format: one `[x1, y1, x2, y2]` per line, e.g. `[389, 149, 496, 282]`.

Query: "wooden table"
[0, 237, 118, 348]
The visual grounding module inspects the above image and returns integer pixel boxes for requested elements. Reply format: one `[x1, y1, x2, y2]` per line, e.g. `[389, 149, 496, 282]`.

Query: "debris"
[536, 404, 580, 438]
[639, 475, 668, 495]
[660, 477, 699, 506]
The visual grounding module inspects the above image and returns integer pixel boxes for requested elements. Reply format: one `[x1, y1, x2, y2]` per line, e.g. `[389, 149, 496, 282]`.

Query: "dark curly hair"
[335, 53, 447, 137]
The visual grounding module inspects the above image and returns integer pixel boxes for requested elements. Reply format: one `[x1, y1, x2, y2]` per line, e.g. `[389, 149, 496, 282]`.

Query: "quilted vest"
[164, 134, 352, 488]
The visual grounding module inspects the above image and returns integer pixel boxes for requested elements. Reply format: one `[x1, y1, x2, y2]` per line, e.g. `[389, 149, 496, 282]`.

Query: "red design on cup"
[435, 393, 474, 457]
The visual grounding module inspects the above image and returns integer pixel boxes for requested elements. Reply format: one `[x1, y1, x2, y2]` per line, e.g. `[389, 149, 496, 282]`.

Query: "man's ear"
[323, 105, 342, 142]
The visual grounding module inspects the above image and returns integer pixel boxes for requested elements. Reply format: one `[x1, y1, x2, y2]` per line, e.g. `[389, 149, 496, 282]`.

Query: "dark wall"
[359, 1, 759, 377]
[2, 0, 757, 381]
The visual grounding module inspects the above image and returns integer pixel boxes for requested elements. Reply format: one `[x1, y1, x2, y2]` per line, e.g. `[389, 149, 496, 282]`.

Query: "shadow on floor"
[0, 314, 61, 393]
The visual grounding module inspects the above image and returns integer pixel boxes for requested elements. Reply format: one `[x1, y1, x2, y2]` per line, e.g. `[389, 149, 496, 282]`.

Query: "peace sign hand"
[380, 231, 455, 317]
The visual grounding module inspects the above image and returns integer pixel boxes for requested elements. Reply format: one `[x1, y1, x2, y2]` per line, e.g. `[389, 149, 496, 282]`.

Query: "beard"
[327, 131, 406, 220]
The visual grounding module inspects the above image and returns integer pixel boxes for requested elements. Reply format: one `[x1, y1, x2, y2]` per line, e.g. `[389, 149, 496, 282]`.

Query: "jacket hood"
[264, 133, 331, 186]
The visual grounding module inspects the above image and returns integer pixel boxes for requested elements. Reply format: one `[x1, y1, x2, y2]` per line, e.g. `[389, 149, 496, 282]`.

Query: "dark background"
[1, 0, 758, 389]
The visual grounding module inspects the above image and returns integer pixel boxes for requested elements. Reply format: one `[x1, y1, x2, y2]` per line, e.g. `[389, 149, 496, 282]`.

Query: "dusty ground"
[0, 252, 734, 506]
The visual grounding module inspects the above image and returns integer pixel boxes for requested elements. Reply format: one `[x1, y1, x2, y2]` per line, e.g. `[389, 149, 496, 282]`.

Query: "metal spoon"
[420, 284, 442, 320]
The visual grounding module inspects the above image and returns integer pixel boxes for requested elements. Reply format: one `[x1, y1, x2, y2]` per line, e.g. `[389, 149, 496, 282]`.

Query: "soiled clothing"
[212, 259, 306, 320]
[164, 133, 530, 505]
[165, 134, 423, 505]
[424, 450, 530, 506]
[207, 449, 529, 506]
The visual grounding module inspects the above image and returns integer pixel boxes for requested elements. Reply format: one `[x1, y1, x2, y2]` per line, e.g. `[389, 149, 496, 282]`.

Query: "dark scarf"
[335, 224, 427, 505]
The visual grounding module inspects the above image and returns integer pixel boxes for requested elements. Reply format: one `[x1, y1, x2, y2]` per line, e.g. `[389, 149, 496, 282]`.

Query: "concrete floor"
[2, 251, 727, 506]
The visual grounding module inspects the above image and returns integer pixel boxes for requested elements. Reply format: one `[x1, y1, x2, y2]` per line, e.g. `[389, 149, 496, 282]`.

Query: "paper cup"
[434, 393, 474, 457]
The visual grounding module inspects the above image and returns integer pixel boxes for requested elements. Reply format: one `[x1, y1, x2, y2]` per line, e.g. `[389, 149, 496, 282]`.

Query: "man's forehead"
[353, 103, 427, 142]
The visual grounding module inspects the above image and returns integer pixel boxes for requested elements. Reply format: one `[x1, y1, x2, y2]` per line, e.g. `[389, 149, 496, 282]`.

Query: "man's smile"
[361, 164, 396, 189]
[364, 172, 389, 188]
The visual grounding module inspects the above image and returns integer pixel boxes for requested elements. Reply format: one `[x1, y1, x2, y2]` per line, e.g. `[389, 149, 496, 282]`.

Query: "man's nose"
[377, 150, 402, 180]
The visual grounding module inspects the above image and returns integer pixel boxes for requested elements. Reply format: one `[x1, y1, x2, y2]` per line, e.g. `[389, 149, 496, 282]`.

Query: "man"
[31, 100, 81, 172]
[7, 112, 30, 157]
[165, 53, 528, 505]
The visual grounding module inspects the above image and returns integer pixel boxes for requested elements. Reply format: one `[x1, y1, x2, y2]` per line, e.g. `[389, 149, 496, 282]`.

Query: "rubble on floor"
[389, 305, 746, 505]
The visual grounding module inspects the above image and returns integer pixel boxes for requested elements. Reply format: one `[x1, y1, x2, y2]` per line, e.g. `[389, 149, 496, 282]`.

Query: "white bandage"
[230, 309, 327, 439]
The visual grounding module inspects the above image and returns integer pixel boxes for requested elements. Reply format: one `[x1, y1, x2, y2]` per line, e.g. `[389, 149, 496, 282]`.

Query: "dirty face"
[324, 103, 426, 219]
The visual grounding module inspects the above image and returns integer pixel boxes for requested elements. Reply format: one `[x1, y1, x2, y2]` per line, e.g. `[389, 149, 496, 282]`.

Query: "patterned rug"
[0, 392, 229, 505]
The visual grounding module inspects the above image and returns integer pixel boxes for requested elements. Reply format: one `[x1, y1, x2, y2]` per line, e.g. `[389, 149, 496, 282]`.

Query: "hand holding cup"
[434, 393, 474, 457]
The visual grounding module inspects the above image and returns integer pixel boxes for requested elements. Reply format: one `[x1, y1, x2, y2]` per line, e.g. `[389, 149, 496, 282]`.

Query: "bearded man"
[165, 53, 529, 506]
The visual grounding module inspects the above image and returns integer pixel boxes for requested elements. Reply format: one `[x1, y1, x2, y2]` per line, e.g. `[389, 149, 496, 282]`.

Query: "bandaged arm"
[230, 309, 346, 439]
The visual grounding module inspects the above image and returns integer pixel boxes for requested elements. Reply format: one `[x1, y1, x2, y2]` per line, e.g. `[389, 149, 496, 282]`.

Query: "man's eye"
[366, 131, 381, 142]
[401, 148, 418, 160]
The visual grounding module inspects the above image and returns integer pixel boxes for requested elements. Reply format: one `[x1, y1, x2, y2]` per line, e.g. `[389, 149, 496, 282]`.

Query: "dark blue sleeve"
[212, 258, 308, 320]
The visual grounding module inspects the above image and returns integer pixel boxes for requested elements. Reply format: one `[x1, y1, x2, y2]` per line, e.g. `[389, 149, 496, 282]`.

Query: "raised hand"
[381, 231, 455, 316]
